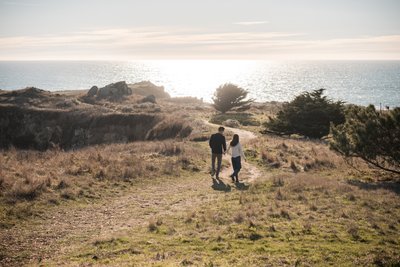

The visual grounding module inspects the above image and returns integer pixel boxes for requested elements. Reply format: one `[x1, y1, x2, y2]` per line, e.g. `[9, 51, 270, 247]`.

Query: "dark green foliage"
[212, 83, 253, 113]
[264, 89, 345, 138]
[330, 105, 400, 174]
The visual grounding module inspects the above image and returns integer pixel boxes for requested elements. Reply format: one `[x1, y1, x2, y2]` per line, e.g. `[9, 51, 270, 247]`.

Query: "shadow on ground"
[347, 179, 400, 195]
[235, 182, 249, 191]
[211, 178, 231, 192]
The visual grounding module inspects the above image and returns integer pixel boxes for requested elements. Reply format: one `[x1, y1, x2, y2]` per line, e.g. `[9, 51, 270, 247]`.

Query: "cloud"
[234, 21, 269, 26]
[0, 27, 399, 60]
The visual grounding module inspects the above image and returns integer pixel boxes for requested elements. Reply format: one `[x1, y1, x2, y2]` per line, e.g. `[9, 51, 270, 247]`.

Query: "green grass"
[56, 171, 400, 266]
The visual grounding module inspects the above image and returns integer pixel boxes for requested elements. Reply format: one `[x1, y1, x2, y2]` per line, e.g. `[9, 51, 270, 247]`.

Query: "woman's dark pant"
[231, 156, 241, 179]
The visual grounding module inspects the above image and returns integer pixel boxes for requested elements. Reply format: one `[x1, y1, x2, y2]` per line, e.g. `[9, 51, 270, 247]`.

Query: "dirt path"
[1, 122, 263, 266]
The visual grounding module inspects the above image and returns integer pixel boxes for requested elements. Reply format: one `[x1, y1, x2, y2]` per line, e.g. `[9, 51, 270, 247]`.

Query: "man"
[209, 126, 226, 179]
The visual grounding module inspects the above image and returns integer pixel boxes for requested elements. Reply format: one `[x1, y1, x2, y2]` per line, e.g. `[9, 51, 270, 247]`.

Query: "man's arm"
[239, 143, 246, 161]
[209, 134, 214, 148]
[222, 136, 227, 152]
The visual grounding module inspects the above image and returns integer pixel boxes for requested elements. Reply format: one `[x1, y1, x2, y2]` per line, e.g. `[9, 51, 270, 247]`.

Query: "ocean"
[0, 60, 399, 107]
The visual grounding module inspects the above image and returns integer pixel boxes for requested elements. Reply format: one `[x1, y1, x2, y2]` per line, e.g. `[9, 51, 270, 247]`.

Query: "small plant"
[310, 204, 318, 211]
[185, 212, 196, 224]
[249, 232, 263, 241]
[348, 224, 360, 240]
[347, 194, 356, 201]
[269, 225, 277, 232]
[303, 222, 312, 234]
[148, 220, 158, 232]
[233, 212, 245, 224]
[60, 189, 75, 200]
[122, 167, 135, 180]
[290, 160, 299, 172]
[156, 218, 163, 226]
[280, 209, 291, 220]
[272, 176, 285, 187]
[275, 189, 285, 201]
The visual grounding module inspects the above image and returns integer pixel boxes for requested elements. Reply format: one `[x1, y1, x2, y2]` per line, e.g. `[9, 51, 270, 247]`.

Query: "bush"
[146, 117, 192, 140]
[330, 105, 400, 174]
[264, 89, 345, 138]
[212, 83, 253, 113]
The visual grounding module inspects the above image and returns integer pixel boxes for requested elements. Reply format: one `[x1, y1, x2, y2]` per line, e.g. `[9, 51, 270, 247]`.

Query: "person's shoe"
[230, 174, 235, 182]
[210, 170, 215, 177]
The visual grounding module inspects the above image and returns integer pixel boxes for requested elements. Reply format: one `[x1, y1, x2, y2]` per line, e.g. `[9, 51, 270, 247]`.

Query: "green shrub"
[212, 83, 253, 113]
[264, 89, 345, 138]
[330, 105, 400, 174]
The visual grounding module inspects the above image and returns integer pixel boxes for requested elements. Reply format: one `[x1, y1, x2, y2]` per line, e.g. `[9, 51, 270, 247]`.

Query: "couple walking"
[209, 126, 246, 183]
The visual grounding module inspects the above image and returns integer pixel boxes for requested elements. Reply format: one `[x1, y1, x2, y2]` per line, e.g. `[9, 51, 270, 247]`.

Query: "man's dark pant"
[211, 153, 223, 178]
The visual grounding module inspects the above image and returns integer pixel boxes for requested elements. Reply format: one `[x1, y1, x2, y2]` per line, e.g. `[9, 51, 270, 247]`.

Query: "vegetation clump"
[264, 89, 345, 138]
[330, 105, 400, 174]
[212, 83, 253, 113]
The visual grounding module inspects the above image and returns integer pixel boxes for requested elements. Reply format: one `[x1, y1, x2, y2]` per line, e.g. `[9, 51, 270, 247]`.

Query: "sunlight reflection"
[142, 60, 261, 101]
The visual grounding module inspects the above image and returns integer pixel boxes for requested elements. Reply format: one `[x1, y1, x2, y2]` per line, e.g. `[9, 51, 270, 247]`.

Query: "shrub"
[9, 179, 46, 201]
[330, 105, 400, 175]
[264, 89, 345, 138]
[146, 117, 192, 140]
[212, 83, 253, 113]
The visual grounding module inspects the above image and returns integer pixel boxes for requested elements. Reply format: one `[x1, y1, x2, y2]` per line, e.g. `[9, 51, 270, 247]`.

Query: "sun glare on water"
[141, 60, 262, 101]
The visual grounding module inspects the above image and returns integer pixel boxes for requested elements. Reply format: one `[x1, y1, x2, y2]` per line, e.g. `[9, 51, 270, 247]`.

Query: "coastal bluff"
[0, 81, 190, 150]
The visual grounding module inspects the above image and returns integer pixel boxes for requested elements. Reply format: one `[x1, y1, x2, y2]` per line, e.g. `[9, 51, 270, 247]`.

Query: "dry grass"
[0, 140, 208, 222]
[1, 101, 399, 266]
[61, 170, 400, 266]
[146, 117, 193, 140]
[247, 135, 347, 173]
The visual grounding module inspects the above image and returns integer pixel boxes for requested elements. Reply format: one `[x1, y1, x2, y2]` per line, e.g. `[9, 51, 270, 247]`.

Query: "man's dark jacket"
[209, 133, 226, 154]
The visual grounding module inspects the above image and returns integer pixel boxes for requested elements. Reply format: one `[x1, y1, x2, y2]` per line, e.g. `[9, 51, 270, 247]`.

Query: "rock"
[87, 86, 98, 97]
[222, 119, 241, 128]
[129, 81, 170, 98]
[97, 81, 132, 99]
[140, 94, 156, 103]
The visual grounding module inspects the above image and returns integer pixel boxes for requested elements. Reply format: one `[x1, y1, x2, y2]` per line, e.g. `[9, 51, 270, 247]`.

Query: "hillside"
[0, 84, 399, 266]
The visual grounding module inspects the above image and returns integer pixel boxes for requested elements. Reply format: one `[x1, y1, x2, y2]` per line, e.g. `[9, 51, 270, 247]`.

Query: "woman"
[227, 134, 246, 183]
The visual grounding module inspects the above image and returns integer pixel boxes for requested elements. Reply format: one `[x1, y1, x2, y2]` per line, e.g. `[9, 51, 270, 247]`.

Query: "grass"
[246, 134, 347, 174]
[0, 140, 208, 225]
[1, 97, 399, 266]
[55, 171, 400, 266]
[210, 112, 260, 127]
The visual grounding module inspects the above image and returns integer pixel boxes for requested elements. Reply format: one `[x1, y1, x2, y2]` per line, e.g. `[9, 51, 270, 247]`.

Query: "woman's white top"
[227, 143, 246, 159]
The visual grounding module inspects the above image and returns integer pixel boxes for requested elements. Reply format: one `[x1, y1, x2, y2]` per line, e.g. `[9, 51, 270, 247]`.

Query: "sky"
[0, 0, 399, 60]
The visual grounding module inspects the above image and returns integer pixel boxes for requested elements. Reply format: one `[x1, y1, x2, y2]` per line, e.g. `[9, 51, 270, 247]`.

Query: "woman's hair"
[230, 134, 239, 147]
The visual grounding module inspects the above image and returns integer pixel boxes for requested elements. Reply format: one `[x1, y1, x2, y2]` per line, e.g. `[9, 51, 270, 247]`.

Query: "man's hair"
[218, 126, 225, 132]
